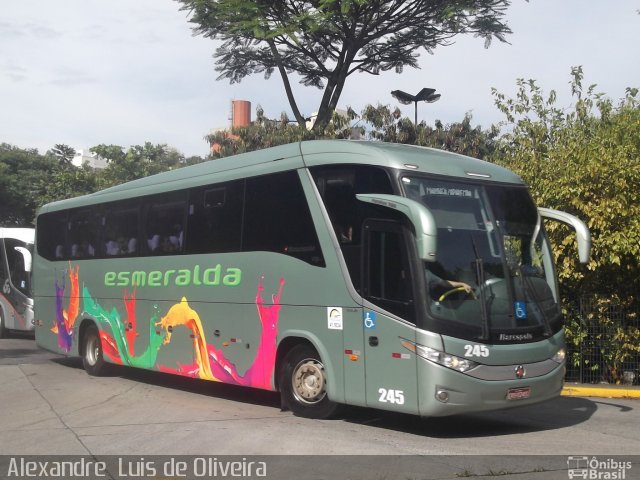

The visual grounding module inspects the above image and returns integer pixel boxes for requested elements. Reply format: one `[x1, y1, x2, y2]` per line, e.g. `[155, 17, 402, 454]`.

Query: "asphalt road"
[0, 336, 638, 480]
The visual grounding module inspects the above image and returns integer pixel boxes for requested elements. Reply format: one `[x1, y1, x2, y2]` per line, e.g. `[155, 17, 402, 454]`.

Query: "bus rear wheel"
[82, 324, 107, 376]
[280, 344, 340, 419]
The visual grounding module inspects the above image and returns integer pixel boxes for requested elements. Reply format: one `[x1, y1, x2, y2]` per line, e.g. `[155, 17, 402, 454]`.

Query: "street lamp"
[391, 87, 441, 125]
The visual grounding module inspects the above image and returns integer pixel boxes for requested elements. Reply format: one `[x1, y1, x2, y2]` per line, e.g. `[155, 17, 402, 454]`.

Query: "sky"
[1, 1, 639, 158]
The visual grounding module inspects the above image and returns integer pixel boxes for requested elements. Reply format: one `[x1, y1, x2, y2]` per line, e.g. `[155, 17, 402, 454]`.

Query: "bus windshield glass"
[4, 238, 33, 297]
[402, 176, 559, 341]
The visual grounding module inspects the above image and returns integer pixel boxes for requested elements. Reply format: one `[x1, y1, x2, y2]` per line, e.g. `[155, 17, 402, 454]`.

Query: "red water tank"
[231, 100, 251, 128]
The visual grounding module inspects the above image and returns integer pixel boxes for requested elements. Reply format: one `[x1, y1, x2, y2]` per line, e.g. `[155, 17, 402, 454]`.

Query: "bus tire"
[82, 324, 107, 376]
[280, 344, 340, 419]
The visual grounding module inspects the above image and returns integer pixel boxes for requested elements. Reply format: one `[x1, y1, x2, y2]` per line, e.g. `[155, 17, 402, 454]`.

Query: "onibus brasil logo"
[567, 456, 632, 479]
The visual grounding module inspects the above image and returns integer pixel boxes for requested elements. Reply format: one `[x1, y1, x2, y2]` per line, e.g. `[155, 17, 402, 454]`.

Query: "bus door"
[361, 219, 418, 413]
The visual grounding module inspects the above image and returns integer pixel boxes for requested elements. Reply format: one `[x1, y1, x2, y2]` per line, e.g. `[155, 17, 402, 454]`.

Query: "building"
[72, 149, 107, 169]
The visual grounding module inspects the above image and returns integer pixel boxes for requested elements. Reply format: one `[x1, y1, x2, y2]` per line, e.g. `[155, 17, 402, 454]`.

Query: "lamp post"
[391, 87, 441, 125]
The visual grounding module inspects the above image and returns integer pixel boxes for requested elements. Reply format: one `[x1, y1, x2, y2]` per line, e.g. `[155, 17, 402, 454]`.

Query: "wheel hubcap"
[292, 359, 327, 405]
[86, 336, 98, 366]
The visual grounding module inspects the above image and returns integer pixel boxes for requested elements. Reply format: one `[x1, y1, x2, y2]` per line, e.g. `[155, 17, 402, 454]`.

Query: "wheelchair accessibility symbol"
[364, 311, 376, 330]
[515, 301, 527, 320]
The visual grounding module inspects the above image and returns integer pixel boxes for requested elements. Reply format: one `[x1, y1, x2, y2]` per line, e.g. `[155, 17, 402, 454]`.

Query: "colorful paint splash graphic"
[53, 265, 285, 389]
[52, 264, 79, 352]
[156, 275, 285, 389]
[83, 287, 164, 369]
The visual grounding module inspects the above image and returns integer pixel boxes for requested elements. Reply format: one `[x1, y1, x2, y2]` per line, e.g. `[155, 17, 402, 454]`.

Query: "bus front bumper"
[418, 361, 565, 417]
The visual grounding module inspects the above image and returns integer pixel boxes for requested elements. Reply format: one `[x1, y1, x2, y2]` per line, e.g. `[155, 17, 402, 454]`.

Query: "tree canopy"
[361, 105, 498, 159]
[490, 68, 640, 382]
[177, 0, 514, 132]
[51, 144, 76, 165]
[0, 143, 51, 226]
[491, 67, 640, 298]
[0, 142, 204, 226]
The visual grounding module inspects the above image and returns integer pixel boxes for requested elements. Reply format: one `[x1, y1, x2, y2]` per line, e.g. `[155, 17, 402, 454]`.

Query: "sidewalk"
[561, 382, 640, 399]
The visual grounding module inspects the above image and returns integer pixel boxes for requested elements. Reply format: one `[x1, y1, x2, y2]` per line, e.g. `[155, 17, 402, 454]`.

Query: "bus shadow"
[0, 331, 35, 340]
[51, 357, 610, 436]
[128, 368, 282, 409]
[53, 357, 282, 410]
[0, 348, 43, 358]
[342, 396, 602, 438]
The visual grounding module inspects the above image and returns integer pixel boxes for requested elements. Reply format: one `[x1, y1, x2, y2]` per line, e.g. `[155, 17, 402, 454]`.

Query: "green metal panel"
[363, 308, 419, 414]
[34, 249, 358, 395]
[417, 357, 565, 417]
[442, 330, 565, 366]
[299, 140, 524, 184]
[297, 168, 367, 405]
[341, 307, 366, 406]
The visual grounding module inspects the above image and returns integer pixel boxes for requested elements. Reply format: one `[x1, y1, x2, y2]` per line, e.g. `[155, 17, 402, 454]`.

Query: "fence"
[564, 295, 640, 385]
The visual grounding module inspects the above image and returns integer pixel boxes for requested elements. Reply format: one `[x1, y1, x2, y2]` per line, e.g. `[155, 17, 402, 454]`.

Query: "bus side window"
[103, 204, 140, 257]
[36, 212, 68, 261]
[362, 220, 416, 323]
[144, 193, 187, 255]
[243, 171, 325, 267]
[186, 180, 243, 254]
[310, 165, 395, 290]
[311, 165, 394, 246]
[68, 209, 98, 259]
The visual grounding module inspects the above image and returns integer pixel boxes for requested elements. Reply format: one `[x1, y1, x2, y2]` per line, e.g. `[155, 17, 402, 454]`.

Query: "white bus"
[0, 228, 35, 336]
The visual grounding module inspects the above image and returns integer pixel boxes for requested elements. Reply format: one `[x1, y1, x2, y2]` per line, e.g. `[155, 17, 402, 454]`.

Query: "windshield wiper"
[470, 236, 490, 341]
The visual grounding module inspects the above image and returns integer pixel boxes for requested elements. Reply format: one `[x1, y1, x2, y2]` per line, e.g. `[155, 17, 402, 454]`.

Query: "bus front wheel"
[82, 324, 107, 376]
[280, 344, 340, 419]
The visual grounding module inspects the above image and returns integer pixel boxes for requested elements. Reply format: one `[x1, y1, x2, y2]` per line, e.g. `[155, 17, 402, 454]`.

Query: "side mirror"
[538, 207, 591, 264]
[356, 194, 437, 261]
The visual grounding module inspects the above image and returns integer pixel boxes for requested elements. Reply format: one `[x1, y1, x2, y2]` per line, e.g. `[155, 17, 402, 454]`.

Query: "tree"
[1, 141, 200, 226]
[177, 0, 514, 133]
[37, 163, 101, 208]
[92, 143, 185, 187]
[0, 143, 51, 226]
[205, 103, 366, 158]
[361, 104, 498, 159]
[491, 67, 640, 297]
[490, 68, 640, 383]
[51, 144, 76, 165]
[206, 116, 318, 159]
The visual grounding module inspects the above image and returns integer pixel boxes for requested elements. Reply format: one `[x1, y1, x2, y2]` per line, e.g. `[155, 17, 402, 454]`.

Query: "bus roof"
[0, 227, 35, 244]
[38, 140, 523, 213]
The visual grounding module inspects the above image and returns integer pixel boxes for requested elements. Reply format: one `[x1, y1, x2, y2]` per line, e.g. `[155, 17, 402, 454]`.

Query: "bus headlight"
[401, 340, 478, 373]
[551, 347, 566, 364]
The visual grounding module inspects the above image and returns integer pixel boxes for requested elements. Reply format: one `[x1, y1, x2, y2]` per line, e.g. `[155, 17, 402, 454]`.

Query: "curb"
[561, 385, 640, 399]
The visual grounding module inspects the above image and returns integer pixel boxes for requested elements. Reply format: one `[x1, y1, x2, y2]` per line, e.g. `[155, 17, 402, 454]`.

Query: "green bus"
[34, 140, 590, 419]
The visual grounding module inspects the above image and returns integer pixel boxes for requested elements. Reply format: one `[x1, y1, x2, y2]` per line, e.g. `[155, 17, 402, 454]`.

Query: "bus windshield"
[4, 238, 33, 297]
[403, 176, 560, 342]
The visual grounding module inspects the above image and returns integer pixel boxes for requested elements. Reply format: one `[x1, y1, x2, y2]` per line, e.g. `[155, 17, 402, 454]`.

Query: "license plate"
[506, 387, 531, 400]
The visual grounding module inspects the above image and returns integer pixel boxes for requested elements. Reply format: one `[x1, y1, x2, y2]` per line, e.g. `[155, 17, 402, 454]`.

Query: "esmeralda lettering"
[104, 264, 242, 288]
